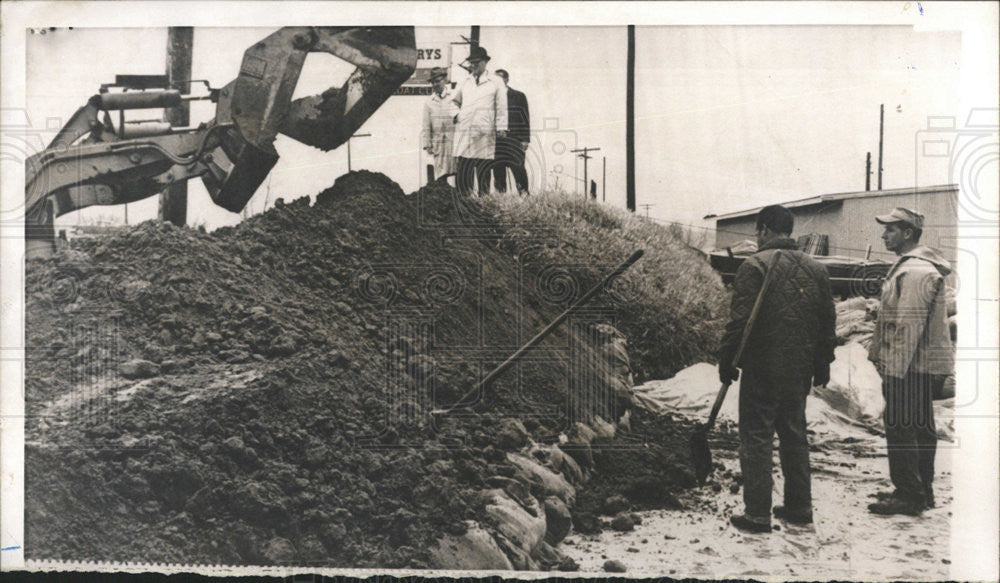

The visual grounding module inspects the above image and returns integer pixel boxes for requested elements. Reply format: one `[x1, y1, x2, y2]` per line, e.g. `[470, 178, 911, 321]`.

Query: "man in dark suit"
[492, 69, 531, 195]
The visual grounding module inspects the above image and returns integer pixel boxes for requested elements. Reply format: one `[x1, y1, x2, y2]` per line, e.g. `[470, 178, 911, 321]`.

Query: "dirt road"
[560, 442, 953, 579]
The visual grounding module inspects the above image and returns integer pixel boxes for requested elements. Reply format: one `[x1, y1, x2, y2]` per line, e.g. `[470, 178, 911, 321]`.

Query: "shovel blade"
[690, 424, 713, 485]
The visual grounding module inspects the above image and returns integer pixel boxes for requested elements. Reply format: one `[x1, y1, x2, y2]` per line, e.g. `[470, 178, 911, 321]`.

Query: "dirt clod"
[120, 359, 160, 379]
[610, 513, 635, 532]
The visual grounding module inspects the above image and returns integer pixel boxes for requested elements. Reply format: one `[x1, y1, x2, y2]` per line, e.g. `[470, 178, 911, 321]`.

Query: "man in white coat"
[422, 67, 457, 182]
[451, 45, 507, 196]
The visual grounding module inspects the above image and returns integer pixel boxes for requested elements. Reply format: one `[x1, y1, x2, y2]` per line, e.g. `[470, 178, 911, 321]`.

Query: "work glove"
[719, 363, 739, 384]
[813, 365, 830, 387]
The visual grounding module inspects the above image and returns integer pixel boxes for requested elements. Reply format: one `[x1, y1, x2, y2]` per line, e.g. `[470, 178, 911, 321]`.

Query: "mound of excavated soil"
[24, 171, 726, 568]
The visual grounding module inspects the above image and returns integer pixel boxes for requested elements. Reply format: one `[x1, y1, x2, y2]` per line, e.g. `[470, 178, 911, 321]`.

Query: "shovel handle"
[705, 382, 731, 431]
[436, 249, 644, 415]
[707, 252, 782, 428]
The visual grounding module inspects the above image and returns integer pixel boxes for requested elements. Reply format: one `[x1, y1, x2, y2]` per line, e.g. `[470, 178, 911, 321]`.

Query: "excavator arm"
[25, 26, 417, 256]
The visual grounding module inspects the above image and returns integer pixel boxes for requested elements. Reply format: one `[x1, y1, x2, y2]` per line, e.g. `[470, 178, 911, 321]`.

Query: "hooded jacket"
[868, 245, 955, 378]
[719, 237, 837, 382]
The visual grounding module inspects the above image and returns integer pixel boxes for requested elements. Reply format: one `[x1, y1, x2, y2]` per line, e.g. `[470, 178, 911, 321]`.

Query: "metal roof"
[704, 184, 958, 221]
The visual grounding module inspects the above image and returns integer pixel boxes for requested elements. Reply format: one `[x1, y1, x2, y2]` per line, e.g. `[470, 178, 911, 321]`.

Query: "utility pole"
[640, 203, 653, 218]
[160, 27, 193, 227]
[602, 156, 606, 202]
[470, 26, 480, 49]
[865, 151, 872, 191]
[347, 133, 372, 171]
[571, 147, 600, 200]
[877, 103, 884, 190]
[626, 25, 636, 212]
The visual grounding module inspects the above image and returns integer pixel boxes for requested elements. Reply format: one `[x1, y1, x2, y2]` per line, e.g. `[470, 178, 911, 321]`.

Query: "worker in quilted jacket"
[867, 207, 954, 516]
[719, 205, 837, 533]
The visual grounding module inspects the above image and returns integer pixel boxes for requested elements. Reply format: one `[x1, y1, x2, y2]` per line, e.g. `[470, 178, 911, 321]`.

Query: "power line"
[570, 147, 600, 200]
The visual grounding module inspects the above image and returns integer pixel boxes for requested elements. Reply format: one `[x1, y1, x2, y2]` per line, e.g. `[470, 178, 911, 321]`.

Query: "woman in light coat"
[422, 67, 457, 180]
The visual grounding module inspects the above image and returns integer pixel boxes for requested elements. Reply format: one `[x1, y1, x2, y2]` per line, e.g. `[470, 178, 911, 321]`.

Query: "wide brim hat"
[428, 66, 448, 81]
[466, 45, 491, 63]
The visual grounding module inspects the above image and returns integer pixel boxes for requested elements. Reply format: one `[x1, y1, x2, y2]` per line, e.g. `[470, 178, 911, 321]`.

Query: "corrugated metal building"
[705, 184, 959, 264]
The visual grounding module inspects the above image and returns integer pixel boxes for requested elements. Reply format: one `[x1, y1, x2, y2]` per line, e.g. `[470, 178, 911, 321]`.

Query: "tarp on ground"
[633, 342, 954, 444]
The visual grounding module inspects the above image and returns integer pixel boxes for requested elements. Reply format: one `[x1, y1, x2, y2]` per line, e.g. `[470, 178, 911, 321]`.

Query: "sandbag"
[570, 324, 634, 424]
[429, 521, 514, 570]
[835, 297, 880, 347]
[508, 452, 576, 506]
[483, 489, 546, 556]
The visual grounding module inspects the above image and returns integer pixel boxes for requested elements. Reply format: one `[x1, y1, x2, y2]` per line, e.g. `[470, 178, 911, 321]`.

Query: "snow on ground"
[561, 341, 956, 580]
[560, 446, 953, 580]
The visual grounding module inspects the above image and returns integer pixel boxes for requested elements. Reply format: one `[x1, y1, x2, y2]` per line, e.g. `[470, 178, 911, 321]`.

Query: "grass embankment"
[481, 190, 728, 383]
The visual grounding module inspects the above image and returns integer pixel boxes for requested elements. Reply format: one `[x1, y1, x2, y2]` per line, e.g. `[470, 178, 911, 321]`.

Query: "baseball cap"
[875, 207, 924, 230]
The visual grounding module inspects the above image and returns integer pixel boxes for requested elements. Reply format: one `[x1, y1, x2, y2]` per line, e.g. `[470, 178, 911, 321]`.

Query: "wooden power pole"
[571, 147, 600, 200]
[626, 25, 636, 212]
[160, 27, 193, 226]
[877, 103, 884, 191]
[865, 151, 872, 191]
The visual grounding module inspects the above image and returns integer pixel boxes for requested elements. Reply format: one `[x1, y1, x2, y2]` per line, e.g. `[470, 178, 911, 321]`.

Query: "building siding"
[713, 186, 958, 264]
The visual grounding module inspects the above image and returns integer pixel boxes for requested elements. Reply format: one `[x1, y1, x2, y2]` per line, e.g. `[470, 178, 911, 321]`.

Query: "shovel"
[432, 249, 645, 417]
[690, 251, 782, 485]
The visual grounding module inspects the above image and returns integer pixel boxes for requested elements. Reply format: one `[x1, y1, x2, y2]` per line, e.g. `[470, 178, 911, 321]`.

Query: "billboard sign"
[396, 43, 452, 95]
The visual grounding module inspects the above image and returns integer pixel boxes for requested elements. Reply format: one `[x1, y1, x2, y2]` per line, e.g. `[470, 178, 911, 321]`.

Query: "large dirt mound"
[24, 172, 727, 568]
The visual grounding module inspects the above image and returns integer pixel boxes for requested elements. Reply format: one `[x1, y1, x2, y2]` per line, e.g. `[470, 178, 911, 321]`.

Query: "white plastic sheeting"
[633, 342, 954, 444]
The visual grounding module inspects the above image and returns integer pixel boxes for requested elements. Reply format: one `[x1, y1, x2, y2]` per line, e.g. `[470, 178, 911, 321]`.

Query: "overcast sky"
[18, 7, 996, 243]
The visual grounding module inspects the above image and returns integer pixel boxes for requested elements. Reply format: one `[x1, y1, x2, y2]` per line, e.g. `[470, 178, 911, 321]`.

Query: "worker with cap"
[720, 205, 836, 533]
[451, 45, 507, 196]
[868, 207, 954, 516]
[492, 69, 531, 195]
[422, 66, 457, 182]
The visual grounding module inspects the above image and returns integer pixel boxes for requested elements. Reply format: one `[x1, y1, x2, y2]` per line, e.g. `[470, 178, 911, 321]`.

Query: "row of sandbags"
[429, 417, 620, 571]
[835, 290, 958, 348]
[429, 326, 635, 571]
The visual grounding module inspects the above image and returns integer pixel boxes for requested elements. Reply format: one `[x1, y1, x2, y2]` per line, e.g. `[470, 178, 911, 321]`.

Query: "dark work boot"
[871, 489, 900, 502]
[730, 514, 772, 533]
[868, 496, 924, 516]
[773, 505, 813, 524]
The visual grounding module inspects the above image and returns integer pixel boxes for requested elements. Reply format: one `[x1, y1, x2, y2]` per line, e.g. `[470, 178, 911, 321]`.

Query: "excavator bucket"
[207, 26, 416, 211]
[279, 27, 418, 150]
